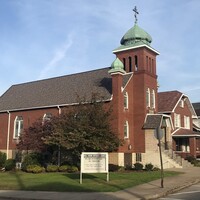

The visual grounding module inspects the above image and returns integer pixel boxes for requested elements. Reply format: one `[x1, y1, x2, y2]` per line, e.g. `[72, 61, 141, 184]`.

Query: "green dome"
[108, 58, 126, 74]
[120, 23, 152, 46]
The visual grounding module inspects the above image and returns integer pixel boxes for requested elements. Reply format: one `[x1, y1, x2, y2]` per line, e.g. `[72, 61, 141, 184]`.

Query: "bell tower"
[111, 7, 160, 153]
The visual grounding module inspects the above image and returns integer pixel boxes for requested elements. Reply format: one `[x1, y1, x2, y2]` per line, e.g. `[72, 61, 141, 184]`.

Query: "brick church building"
[0, 10, 199, 168]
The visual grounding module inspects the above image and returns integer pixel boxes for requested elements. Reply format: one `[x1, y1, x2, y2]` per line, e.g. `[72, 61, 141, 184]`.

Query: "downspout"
[57, 106, 61, 115]
[57, 106, 61, 166]
[6, 111, 11, 159]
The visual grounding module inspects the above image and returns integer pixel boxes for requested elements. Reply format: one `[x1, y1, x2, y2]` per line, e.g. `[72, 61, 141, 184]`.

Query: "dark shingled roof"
[143, 114, 163, 129]
[0, 67, 133, 112]
[193, 102, 200, 116]
[0, 68, 112, 112]
[158, 91, 182, 113]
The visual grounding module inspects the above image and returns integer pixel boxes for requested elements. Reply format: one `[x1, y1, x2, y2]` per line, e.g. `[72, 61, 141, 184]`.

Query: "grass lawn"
[0, 171, 180, 192]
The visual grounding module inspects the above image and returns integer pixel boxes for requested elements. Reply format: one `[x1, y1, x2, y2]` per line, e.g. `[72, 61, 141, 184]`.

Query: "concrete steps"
[163, 149, 193, 168]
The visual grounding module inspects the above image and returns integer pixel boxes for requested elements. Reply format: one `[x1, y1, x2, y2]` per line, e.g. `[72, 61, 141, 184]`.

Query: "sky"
[0, 0, 200, 103]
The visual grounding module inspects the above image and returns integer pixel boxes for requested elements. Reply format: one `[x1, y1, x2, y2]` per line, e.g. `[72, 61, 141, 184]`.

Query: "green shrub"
[109, 164, 121, 172]
[153, 167, 160, 171]
[133, 163, 143, 171]
[21, 153, 41, 171]
[0, 152, 6, 168]
[145, 163, 154, 171]
[46, 165, 58, 172]
[185, 155, 195, 163]
[67, 166, 78, 173]
[5, 159, 16, 171]
[26, 165, 45, 173]
[58, 165, 70, 172]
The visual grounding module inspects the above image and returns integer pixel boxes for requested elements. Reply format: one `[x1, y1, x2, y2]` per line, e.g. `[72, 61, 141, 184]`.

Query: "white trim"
[6, 111, 11, 159]
[113, 44, 160, 55]
[0, 98, 112, 113]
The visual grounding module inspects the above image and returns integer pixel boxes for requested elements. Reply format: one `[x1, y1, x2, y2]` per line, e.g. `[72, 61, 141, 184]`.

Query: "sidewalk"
[0, 167, 199, 200]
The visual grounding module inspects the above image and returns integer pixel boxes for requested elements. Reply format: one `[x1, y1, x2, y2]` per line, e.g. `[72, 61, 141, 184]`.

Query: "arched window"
[124, 92, 128, 109]
[124, 121, 129, 138]
[146, 56, 148, 71]
[151, 90, 155, 109]
[135, 55, 138, 71]
[128, 57, 132, 72]
[146, 88, 150, 107]
[123, 58, 126, 71]
[14, 116, 23, 138]
[43, 113, 52, 122]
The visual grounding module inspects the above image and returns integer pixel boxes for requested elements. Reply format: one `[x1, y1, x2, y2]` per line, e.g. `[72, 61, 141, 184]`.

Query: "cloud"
[38, 33, 74, 79]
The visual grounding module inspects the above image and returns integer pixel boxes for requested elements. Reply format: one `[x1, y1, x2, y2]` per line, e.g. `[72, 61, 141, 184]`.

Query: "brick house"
[157, 91, 200, 159]
[0, 13, 199, 168]
[193, 102, 200, 130]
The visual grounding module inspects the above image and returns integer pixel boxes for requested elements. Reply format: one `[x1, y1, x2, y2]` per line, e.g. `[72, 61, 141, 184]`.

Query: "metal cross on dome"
[133, 6, 139, 24]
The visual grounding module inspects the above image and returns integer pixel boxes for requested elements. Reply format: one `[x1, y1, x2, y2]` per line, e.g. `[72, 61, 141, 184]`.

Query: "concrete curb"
[143, 178, 200, 200]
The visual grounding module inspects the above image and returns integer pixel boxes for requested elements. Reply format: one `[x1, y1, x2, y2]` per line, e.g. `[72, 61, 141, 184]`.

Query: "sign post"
[80, 152, 109, 184]
[154, 127, 164, 188]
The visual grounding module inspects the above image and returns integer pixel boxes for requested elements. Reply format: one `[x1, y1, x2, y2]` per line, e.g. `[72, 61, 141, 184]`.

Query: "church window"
[151, 89, 155, 109]
[152, 59, 154, 73]
[128, 57, 132, 72]
[146, 56, 148, 70]
[14, 116, 23, 138]
[135, 55, 138, 71]
[123, 58, 126, 70]
[43, 113, 52, 122]
[149, 58, 151, 71]
[124, 92, 128, 109]
[124, 121, 129, 138]
[136, 153, 142, 162]
[146, 88, 150, 107]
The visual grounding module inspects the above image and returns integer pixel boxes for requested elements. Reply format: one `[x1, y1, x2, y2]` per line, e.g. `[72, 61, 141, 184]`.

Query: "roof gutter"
[0, 98, 112, 113]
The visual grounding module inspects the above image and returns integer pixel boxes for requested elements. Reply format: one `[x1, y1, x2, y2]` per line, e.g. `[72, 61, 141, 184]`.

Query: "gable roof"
[158, 90, 182, 113]
[0, 68, 113, 112]
[158, 90, 197, 118]
[0, 67, 133, 112]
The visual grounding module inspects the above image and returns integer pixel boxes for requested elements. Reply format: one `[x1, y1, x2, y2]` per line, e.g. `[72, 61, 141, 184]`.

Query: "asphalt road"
[159, 182, 200, 200]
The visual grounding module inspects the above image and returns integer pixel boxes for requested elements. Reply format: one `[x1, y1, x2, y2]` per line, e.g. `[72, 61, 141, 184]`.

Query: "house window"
[14, 116, 23, 138]
[180, 99, 184, 108]
[146, 88, 150, 107]
[43, 113, 52, 122]
[174, 113, 181, 128]
[135, 55, 138, 71]
[124, 121, 129, 138]
[184, 116, 190, 129]
[128, 56, 132, 72]
[136, 153, 142, 162]
[124, 92, 128, 109]
[151, 89, 155, 109]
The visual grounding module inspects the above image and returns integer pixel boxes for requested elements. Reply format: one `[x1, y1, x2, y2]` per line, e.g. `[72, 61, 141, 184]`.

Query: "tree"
[17, 94, 122, 165]
[17, 118, 54, 153]
[44, 95, 122, 165]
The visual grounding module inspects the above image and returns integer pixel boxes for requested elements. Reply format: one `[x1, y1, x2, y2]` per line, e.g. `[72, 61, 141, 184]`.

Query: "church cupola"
[113, 7, 159, 74]
[109, 57, 126, 75]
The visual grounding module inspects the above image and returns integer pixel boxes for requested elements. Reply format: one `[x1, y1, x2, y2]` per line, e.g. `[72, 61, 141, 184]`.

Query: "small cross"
[133, 6, 139, 24]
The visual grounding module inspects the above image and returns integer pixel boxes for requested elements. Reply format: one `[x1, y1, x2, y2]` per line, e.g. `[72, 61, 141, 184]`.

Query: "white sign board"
[80, 152, 109, 184]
